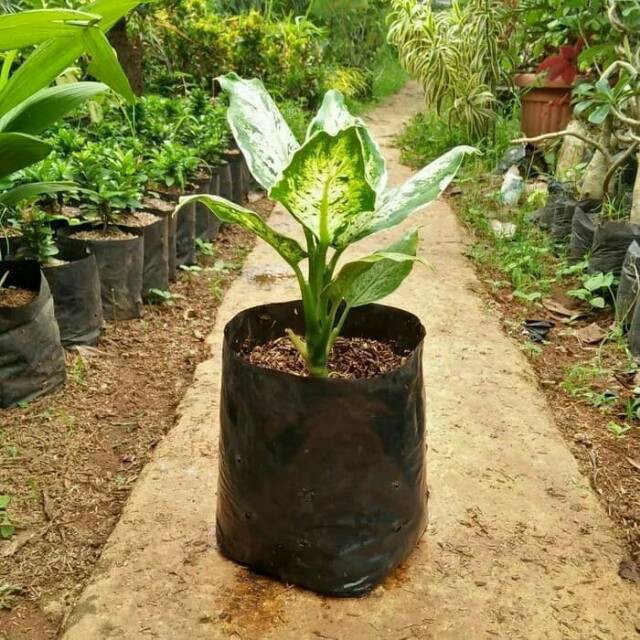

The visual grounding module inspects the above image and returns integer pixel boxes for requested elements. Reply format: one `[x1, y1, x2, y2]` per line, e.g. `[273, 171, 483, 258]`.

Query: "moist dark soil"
[0, 287, 36, 308]
[0, 198, 272, 640]
[245, 336, 407, 379]
[119, 211, 161, 228]
[72, 227, 136, 242]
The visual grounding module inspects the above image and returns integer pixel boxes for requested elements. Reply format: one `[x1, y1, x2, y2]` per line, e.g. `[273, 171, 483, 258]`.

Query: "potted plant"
[57, 142, 145, 321]
[11, 206, 103, 347]
[148, 140, 200, 268]
[515, 40, 585, 139]
[177, 74, 473, 595]
[0, 1, 145, 405]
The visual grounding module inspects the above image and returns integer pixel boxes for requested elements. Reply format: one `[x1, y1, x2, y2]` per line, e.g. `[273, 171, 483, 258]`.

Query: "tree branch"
[603, 141, 639, 198]
[512, 129, 610, 160]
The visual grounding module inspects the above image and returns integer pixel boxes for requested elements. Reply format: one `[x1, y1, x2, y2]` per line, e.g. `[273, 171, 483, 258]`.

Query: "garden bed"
[448, 186, 640, 582]
[0, 199, 272, 640]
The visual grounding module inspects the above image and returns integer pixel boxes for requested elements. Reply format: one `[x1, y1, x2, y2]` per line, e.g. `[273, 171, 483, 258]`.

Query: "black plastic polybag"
[570, 208, 599, 263]
[589, 220, 640, 276]
[192, 173, 212, 241]
[550, 196, 579, 243]
[58, 225, 144, 321]
[217, 301, 428, 597]
[144, 197, 176, 282]
[223, 150, 244, 204]
[615, 241, 640, 325]
[175, 200, 196, 267]
[120, 215, 169, 299]
[42, 244, 103, 347]
[0, 261, 66, 407]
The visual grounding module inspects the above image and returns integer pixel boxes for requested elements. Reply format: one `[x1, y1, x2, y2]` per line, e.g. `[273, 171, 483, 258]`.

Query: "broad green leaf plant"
[178, 74, 475, 377]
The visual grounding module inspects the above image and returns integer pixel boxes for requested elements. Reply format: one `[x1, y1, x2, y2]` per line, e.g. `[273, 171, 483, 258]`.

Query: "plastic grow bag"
[57, 225, 144, 321]
[42, 244, 103, 347]
[120, 214, 169, 299]
[550, 196, 579, 243]
[206, 168, 222, 242]
[175, 200, 196, 267]
[589, 220, 640, 276]
[223, 150, 244, 204]
[192, 173, 212, 241]
[569, 208, 600, 264]
[0, 261, 66, 408]
[144, 197, 176, 282]
[217, 301, 428, 597]
[218, 160, 233, 202]
[615, 241, 640, 325]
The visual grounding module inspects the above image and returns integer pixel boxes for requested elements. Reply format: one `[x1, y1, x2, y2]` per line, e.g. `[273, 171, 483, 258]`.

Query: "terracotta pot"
[515, 73, 576, 140]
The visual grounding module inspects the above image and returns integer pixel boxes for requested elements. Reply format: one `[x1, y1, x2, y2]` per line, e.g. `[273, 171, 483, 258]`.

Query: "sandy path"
[61, 84, 638, 640]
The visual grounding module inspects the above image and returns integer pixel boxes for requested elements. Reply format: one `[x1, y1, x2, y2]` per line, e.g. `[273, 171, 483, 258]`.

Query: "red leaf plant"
[538, 39, 585, 85]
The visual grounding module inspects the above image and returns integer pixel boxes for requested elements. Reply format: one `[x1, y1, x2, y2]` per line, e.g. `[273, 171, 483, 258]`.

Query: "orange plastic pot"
[515, 73, 576, 140]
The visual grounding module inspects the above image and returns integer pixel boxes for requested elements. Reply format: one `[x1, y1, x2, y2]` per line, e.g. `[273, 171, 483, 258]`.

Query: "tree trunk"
[107, 18, 144, 96]
[556, 119, 588, 182]
[580, 118, 613, 201]
[629, 151, 640, 224]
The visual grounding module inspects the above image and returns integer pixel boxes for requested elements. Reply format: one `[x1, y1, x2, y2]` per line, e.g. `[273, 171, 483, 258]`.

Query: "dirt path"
[61, 84, 639, 640]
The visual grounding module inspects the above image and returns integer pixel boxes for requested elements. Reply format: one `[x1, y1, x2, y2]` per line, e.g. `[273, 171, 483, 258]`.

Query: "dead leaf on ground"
[574, 322, 607, 346]
[619, 558, 640, 584]
[627, 457, 640, 472]
[543, 299, 579, 318]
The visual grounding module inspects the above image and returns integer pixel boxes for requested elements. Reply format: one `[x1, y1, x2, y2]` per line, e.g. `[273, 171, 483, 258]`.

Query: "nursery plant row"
[0, 90, 254, 409]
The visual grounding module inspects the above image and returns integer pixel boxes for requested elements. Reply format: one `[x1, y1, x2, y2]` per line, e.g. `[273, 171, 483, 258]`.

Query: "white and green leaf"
[307, 89, 387, 194]
[176, 195, 306, 266]
[270, 126, 376, 247]
[217, 73, 299, 191]
[327, 229, 421, 308]
[342, 145, 477, 245]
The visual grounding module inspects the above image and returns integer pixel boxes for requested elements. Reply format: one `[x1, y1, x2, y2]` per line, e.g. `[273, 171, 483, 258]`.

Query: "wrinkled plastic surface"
[223, 150, 244, 204]
[192, 174, 212, 241]
[551, 198, 601, 245]
[217, 301, 428, 597]
[206, 168, 222, 241]
[145, 197, 177, 282]
[0, 261, 66, 407]
[589, 220, 640, 276]
[615, 241, 640, 325]
[500, 168, 524, 206]
[42, 244, 103, 346]
[58, 225, 144, 321]
[218, 160, 233, 202]
[120, 215, 169, 299]
[570, 207, 600, 263]
[175, 200, 196, 267]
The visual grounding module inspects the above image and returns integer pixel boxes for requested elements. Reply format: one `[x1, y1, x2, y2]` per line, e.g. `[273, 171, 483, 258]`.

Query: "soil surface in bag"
[0, 260, 66, 408]
[217, 301, 428, 597]
[42, 244, 103, 347]
[57, 225, 144, 321]
[120, 212, 169, 299]
[589, 220, 640, 276]
[175, 201, 196, 267]
[615, 241, 640, 325]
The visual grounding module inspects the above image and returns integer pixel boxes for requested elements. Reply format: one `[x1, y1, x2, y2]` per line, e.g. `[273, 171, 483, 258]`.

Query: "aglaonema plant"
[177, 74, 475, 377]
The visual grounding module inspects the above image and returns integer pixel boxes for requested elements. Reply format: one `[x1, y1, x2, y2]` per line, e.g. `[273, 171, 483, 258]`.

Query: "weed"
[196, 238, 216, 256]
[0, 583, 21, 610]
[210, 277, 224, 302]
[147, 289, 185, 305]
[70, 354, 88, 386]
[0, 495, 15, 539]
[607, 421, 634, 438]
[567, 272, 617, 310]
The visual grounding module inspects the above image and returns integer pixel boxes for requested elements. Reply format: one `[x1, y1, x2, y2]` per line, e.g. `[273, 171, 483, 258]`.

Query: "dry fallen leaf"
[626, 457, 640, 472]
[575, 322, 607, 345]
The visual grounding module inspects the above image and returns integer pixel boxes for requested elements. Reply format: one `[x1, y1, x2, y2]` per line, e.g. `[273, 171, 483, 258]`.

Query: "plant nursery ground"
[0, 200, 271, 639]
[46, 84, 639, 640]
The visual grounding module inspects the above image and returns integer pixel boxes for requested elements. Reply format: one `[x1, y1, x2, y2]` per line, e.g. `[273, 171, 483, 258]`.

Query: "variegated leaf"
[176, 195, 306, 266]
[217, 73, 299, 191]
[327, 229, 421, 308]
[307, 89, 387, 194]
[270, 126, 376, 247]
[341, 145, 477, 246]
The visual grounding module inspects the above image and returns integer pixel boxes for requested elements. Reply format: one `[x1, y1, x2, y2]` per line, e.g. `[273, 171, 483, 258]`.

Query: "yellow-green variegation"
[177, 75, 475, 377]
